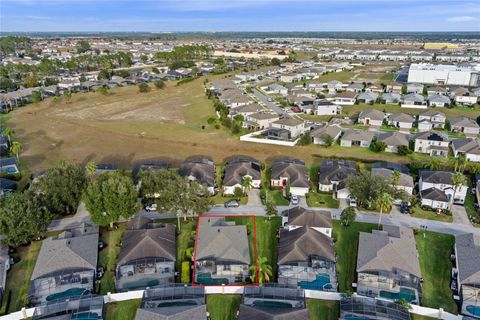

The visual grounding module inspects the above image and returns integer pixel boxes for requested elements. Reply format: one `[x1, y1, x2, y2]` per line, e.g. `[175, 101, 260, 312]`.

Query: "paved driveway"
[451, 205, 472, 226]
[247, 189, 262, 206]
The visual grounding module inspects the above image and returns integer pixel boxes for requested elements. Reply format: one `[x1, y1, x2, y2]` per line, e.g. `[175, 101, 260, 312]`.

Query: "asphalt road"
[250, 88, 286, 115]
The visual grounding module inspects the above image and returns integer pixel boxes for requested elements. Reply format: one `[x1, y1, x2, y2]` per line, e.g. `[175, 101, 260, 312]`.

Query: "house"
[195, 218, 250, 284]
[29, 224, 99, 305]
[346, 83, 364, 93]
[230, 103, 263, 118]
[339, 296, 411, 320]
[452, 87, 478, 106]
[371, 167, 414, 200]
[262, 128, 291, 141]
[406, 83, 424, 94]
[417, 109, 446, 131]
[414, 131, 450, 157]
[451, 138, 480, 162]
[270, 117, 306, 138]
[278, 211, 336, 291]
[0, 178, 16, 197]
[0, 245, 10, 306]
[0, 135, 8, 156]
[318, 160, 357, 198]
[386, 82, 404, 94]
[222, 156, 261, 195]
[366, 85, 383, 93]
[453, 233, 480, 319]
[314, 100, 342, 116]
[358, 109, 385, 127]
[327, 80, 343, 93]
[270, 158, 310, 196]
[356, 92, 378, 104]
[450, 117, 480, 137]
[116, 216, 176, 291]
[244, 112, 279, 131]
[31, 295, 105, 320]
[0, 157, 19, 175]
[135, 285, 206, 320]
[377, 132, 409, 153]
[356, 226, 422, 304]
[264, 84, 288, 96]
[332, 91, 356, 105]
[179, 157, 216, 195]
[401, 93, 426, 108]
[428, 94, 451, 107]
[340, 130, 375, 148]
[381, 93, 401, 104]
[311, 125, 343, 145]
[419, 170, 468, 208]
[387, 113, 415, 130]
[132, 160, 169, 181]
[427, 86, 447, 96]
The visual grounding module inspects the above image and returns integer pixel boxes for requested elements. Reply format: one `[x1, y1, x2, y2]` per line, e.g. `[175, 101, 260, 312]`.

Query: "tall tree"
[83, 171, 138, 228]
[10, 141, 22, 160]
[85, 161, 97, 177]
[452, 172, 468, 195]
[249, 256, 273, 285]
[265, 199, 277, 220]
[425, 157, 441, 170]
[1, 127, 14, 144]
[0, 192, 52, 247]
[375, 192, 393, 228]
[242, 176, 253, 195]
[346, 171, 401, 209]
[31, 164, 88, 216]
[449, 155, 466, 173]
[340, 206, 356, 227]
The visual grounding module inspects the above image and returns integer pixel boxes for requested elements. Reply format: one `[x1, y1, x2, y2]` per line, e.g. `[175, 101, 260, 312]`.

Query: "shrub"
[207, 117, 216, 125]
[369, 141, 387, 153]
[185, 247, 194, 260]
[154, 80, 165, 89]
[138, 83, 150, 93]
[181, 261, 191, 283]
[397, 145, 412, 155]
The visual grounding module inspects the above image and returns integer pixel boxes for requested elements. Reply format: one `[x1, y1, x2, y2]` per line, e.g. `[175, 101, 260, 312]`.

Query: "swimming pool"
[4, 167, 17, 174]
[71, 312, 102, 320]
[379, 287, 416, 302]
[343, 316, 373, 320]
[252, 300, 293, 308]
[157, 300, 198, 307]
[123, 279, 160, 290]
[466, 305, 480, 317]
[196, 273, 229, 285]
[298, 273, 332, 291]
[46, 288, 90, 302]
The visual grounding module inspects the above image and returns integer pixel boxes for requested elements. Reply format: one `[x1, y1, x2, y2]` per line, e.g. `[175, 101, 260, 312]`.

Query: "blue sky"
[1, 0, 479, 32]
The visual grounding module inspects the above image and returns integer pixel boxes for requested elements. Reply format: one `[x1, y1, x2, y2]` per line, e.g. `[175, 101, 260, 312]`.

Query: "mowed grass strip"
[415, 230, 457, 314]
[104, 299, 141, 320]
[333, 221, 379, 293]
[307, 299, 340, 320]
[207, 294, 242, 320]
[98, 224, 126, 295]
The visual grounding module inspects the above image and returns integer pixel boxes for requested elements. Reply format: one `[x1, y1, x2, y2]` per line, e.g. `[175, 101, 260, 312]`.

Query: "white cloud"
[446, 16, 477, 22]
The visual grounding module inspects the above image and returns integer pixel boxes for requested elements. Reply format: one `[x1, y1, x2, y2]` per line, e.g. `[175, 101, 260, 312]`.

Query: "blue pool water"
[252, 300, 293, 308]
[196, 273, 229, 285]
[158, 300, 198, 307]
[344, 316, 373, 320]
[71, 312, 102, 319]
[298, 273, 332, 291]
[466, 305, 480, 317]
[46, 288, 90, 302]
[5, 167, 17, 174]
[379, 287, 416, 303]
[124, 279, 160, 290]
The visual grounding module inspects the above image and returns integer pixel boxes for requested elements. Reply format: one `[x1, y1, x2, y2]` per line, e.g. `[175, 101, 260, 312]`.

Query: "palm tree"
[249, 257, 273, 285]
[2, 127, 14, 144]
[85, 161, 97, 177]
[425, 157, 441, 170]
[452, 172, 468, 195]
[242, 175, 253, 196]
[375, 192, 393, 228]
[469, 162, 480, 174]
[449, 155, 466, 173]
[391, 170, 401, 186]
[10, 141, 22, 160]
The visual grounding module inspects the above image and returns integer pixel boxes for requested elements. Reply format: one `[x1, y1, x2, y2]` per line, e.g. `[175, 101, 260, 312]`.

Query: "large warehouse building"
[408, 63, 480, 86]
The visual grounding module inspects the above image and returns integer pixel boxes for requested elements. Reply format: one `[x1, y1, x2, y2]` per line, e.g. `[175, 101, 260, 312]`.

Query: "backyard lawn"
[409, 206, 453, 223]
[307, 299, 340, 320]
[307, 191, 340, 209]
[464, 185, 480, 227]
[174, 219, 197, 282]
[332, 221, 379, 293]
[0, 239, 42, 314]
[415, 230, 457, 314]
[207, 294, 242, 320]
[98, 224, 126, 295]
[104, 299, 141, 320]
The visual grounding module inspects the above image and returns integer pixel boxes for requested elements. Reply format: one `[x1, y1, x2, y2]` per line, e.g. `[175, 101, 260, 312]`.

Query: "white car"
[291, 195, 299, 205]
[348, 198, 357, 207]
[145, 203, 158, 212]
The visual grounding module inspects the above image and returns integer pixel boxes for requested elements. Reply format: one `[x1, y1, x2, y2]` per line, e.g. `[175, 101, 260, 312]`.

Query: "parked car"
[145, 203, 157, 212]
[224, 199, 240, 208]
[348, 197, 357, 207]
[400, 203, 410, 214]
[291, 195, 299, 205]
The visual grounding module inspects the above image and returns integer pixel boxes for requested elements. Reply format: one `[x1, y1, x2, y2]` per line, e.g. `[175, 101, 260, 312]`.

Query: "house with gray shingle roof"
[179, 157, 216, 195]
[222, 156, 261, 195]
[377, 132, 409, 153]
[270, 117, 307, 138]
[318, 160, 357, 199]
[428, 94, 451, 107]
[451, 138, 480, 163]
[372, 168, 414, 199]
[340, 130, 375, 148]
[381, 92, 401, 104]
[419, 170, 468, 208]
[417, 109, 446, 131]
[195, 218, 251, 284]
[311, 124, 343, 145]
[401, 93, 427, 108]
[29, 224, 99, 305]
[270, 158, 310, 196]
[356, 92, 378, 104]
[414, 131, 450, 157]
[388, 113, 415, 130]
[450, 117, 480, 137]
[356, 226, 422, 304]
[358, 109, 385, 127]
[116, 216, 176, 292]
[454, 233, 480, 318]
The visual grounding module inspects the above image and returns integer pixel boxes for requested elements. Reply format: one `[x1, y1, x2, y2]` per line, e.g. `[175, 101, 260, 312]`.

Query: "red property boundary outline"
[192, 214, 259, 287]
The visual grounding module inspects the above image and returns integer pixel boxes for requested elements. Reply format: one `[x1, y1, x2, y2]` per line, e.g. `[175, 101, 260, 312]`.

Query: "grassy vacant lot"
[104, 299, 141, 320]
[207, 294, 242, 320]
[415, 230, 457, 314]
[410, 206, 453, 222]
[307, 299, 340, 320]
[306, 191, 340, 208]
[314, 71, 355, 83]
[98, 224, 126, 295]
[0, 240, 42, 314]
[333, 221, 379, 293]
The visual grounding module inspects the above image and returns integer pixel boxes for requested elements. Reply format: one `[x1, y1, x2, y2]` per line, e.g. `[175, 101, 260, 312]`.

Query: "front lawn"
[104, 299, 141, 320]
[333, 221, 379, 293]
[98, 224, 126, 295]
[307, 192, 340, 209]
[0, 239, 42, 314]
[207, 294, 242, 320]
[409, 206, 453, 223]
[212, 193, 248, 205]
[260, 189, 290, 205]
[415, 230, 457, 314]
[307, 299, 340, 320]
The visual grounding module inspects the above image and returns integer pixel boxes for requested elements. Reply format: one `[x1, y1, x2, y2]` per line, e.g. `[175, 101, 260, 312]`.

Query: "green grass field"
[206, 294, 242, 320]
[333, 221, 379, 293]
[104, 299, 141, 320]
[306, 191, 340, 208]
[307, 299, 340, 320]
[415, 230, 457, 314]
[410, 206, 453, 222]
[98, 224, 126, 294]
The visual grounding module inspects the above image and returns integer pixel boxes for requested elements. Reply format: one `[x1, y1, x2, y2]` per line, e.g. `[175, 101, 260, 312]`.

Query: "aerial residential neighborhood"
[1, 1, 480, 320]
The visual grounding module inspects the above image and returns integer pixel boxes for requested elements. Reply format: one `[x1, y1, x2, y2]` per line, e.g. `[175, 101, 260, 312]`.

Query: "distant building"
[408, 63, 480, 86]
